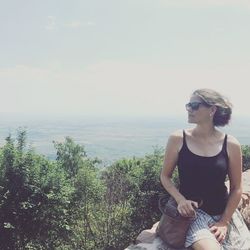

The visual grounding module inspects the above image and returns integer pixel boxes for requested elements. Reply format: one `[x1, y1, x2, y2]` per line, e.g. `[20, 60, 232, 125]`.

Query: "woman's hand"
[209, 221, 228, 243]
[177, 199, 198, 217]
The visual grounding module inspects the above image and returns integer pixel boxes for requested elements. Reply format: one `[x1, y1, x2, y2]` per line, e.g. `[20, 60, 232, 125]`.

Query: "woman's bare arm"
[220, 135, 243, 225]
[160, 130, 198, 216]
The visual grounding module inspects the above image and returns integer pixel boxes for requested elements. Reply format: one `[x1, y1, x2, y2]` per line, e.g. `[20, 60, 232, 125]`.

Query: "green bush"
[0, 130, 249, 250]
[242, 145, 250, 171]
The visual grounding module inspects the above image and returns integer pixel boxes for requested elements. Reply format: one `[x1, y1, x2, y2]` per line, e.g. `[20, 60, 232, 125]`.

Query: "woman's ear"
[210, 105, 217, 116]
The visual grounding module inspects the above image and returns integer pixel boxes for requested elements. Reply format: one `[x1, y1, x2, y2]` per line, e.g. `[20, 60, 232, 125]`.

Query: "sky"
[0, 0, 249, 117]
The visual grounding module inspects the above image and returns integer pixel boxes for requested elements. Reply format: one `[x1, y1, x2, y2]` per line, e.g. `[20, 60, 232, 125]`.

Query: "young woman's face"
[186, 95, 212, 124]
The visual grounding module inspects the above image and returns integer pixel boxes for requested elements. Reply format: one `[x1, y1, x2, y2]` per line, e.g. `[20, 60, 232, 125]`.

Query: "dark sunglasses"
[185, 102, 210, 111]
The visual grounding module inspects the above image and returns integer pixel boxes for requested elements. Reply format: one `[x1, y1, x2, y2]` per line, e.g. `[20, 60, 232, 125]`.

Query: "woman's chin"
[188, 117, 195, 123]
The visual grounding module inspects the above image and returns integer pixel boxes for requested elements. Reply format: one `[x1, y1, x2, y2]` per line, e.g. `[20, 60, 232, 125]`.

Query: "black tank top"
[177, 131, 229, 215]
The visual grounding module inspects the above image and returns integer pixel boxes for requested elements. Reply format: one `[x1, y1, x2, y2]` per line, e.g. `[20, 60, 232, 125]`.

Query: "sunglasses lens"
[186, 102, 201, 111]
[191, 103, 200, 110]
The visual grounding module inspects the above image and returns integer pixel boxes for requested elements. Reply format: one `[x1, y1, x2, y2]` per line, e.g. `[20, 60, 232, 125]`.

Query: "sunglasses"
[185, 102, 210, 111]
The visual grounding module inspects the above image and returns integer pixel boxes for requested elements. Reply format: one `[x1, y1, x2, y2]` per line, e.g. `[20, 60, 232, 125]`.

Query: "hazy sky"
[0, 0, 249, 117]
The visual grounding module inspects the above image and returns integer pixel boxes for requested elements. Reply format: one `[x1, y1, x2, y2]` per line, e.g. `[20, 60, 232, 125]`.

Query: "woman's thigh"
[192, 238, 221, 250]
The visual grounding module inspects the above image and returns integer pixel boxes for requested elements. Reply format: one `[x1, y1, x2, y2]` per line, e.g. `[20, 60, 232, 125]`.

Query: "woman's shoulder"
[166, 129, 184, 152]
[168, 129, 184, 140]
[226, 134, 241, 146]
[167, 129, 184, 146]
[224, 134, 241, 159]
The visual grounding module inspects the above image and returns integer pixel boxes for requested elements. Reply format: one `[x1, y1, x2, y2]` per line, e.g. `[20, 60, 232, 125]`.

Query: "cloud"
[85, 21, 96, 26]
[65, 20, 96, 29]
[65, 21, 83, 28]
[44, 17, 95, 31]
[0, 62, 249, 116]
[160, 0, 250, 8]
[45, 16, 56, 30]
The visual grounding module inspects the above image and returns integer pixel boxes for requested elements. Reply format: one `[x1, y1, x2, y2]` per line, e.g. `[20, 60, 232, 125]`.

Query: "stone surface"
[125, 237, 189, 250]
[125, 169, 250, 250]
[136, 222, 159, 244]
[226, 169, 250, 228]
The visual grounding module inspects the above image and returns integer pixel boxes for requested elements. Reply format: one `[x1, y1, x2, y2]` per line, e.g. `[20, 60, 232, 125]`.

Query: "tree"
[242, 145, 250, 171]
[54, 137, 87, 178]
[0, 130, 74, 249]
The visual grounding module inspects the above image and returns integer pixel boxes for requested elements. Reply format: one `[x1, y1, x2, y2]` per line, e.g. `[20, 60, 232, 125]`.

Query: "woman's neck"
[192, 125, 217, 139]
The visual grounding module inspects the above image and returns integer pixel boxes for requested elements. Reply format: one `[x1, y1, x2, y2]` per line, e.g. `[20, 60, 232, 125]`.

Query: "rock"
[240, 193, 250, 229]
[125, 169, 250, 250]
[125, 237, 190, 250]
[125, 237, 189, 250]
[226, 169, 250, 228]
[136, 222, 159, 244]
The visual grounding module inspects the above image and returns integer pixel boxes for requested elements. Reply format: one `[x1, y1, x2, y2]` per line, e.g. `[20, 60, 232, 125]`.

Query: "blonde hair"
[193, 88, 232, 127]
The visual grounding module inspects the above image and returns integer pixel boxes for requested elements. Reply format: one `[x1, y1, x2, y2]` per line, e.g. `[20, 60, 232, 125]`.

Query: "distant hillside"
[0, 114, 249, 165]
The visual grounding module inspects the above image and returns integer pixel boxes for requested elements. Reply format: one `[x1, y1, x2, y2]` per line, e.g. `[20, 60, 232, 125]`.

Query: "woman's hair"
[192, 88, 232, 127]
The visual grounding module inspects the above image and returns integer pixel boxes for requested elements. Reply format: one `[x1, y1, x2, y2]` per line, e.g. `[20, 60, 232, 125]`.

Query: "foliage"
[0, 130, 73, 249]
[242, 145, 250, 171]
[0, 130, 249, 250]
[99, 146, 167, 249]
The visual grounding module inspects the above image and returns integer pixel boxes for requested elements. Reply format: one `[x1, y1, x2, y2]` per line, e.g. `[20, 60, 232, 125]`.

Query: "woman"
[160, 89, 250, 249]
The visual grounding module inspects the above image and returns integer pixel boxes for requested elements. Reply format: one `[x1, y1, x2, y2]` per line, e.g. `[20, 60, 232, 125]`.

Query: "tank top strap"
[182, 130, 187, 146]
[222, 134, 228, 152]
[182, 131, 228, 154]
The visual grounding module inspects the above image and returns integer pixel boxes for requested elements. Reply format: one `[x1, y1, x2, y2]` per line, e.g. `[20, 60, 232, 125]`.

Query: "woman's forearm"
[220, 187, 242, 225]
[160, 174, 186, 204]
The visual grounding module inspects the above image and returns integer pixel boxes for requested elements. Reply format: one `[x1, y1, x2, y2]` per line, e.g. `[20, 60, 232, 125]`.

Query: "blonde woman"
[161, 89, 250, 249]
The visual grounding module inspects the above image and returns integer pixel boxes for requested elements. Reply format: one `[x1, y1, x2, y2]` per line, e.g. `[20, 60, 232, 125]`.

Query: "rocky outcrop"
[234, 169, 250, 230]
[125, 169, 250, 250]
